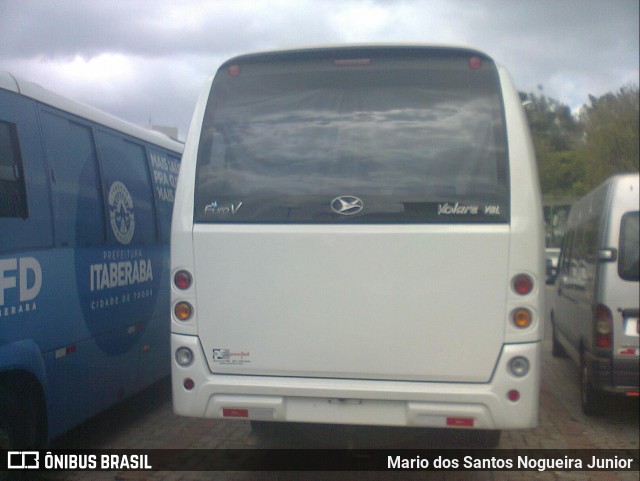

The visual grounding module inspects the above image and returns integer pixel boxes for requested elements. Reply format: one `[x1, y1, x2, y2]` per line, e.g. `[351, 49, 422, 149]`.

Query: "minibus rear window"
[195, 49, 509, 223]
[619, 211, 639, 281]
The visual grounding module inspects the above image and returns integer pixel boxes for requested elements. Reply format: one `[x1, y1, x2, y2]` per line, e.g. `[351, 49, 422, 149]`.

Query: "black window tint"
[619, 211, 639, 281]
[560, 231, 574, 274]
[0, 121, 28, 218]
[195, 49, 509, 224]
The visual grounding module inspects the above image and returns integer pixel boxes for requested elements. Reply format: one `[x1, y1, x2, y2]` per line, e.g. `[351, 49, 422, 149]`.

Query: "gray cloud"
[0, 0, 637, 139]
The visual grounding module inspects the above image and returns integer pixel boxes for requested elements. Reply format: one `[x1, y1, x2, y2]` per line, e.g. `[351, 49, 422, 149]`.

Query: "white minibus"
[171, 46, 544, 447]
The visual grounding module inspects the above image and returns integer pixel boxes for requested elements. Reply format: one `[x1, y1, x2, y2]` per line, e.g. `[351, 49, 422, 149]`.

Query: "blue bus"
[0, 71, 182, 449]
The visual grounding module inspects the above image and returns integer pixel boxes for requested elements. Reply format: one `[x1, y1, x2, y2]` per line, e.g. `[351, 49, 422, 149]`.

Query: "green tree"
[580, 84, 639, 189]
[520, 87, 586, 195]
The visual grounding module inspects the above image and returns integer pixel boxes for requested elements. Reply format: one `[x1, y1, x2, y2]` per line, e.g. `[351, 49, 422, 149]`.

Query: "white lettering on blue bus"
[90, 259, 153, 291]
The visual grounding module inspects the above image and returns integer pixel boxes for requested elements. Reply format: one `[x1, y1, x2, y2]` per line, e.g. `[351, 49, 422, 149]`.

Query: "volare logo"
[437, 203, 479, 215]
[108, 181, 135, 245]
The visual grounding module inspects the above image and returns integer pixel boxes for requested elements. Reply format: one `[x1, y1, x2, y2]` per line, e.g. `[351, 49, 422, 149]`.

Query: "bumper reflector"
[446, 417, 474, 427]
[223, 408, 249, 418]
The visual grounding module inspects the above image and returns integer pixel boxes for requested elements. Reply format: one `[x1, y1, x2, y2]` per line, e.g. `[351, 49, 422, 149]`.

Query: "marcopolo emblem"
[108, 181, 135, 245]
[331, 196, 364, 216]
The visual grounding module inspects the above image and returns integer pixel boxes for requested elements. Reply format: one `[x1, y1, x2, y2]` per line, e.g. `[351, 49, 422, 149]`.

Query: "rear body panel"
[193, 224, 509, 382]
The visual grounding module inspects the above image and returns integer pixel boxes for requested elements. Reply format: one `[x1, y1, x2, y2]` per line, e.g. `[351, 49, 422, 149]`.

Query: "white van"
[171, 45, 544, 447]
[551, 173, 639, 415]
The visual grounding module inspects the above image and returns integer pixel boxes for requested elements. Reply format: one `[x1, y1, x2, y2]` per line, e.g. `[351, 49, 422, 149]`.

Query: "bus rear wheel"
[0, 392, 27, 449]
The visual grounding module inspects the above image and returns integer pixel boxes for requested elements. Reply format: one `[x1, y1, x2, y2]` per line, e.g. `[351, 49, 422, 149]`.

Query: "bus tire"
[0, 392, 28, 450]
[469, 429, 501, 448]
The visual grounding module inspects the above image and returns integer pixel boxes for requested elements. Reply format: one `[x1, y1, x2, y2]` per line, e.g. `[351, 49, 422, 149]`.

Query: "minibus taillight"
[174, 270, 192, 290]
[512, 274, 533, 295]
[512, 308, 532, 328]
[174, 302, 193, 321]
[595, 304, 612, 349]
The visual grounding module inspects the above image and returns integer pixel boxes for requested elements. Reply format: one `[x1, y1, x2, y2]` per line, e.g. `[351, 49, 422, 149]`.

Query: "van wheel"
[551, 320, 567, 358]
[580, 360, 602, 416]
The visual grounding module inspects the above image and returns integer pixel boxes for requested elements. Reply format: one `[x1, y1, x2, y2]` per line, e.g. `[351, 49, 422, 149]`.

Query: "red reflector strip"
[223, 408, 249, 418]
[55, 345, 77, 359]
[446, 417, 474, 427]
[128, 323, 144, 334]
[619, 348, 639, 356]
[625, 392, 640, 397]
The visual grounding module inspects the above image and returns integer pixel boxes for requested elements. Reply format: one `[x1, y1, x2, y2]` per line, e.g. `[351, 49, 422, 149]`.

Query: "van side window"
[96, 131, 158, 245]
[41, 112, 105, 246]
[0, 120, 28, 218]
[559, 231, 574, 274]
[619, 212, 639, 281]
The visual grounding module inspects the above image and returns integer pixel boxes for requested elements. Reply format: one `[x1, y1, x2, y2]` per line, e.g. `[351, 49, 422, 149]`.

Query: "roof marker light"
[334, 58, 371, 66]
[468, 56, 482, 70]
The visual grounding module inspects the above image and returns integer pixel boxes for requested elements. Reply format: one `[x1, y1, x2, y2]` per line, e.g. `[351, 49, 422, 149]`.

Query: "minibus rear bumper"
[171, 334, 541, 430]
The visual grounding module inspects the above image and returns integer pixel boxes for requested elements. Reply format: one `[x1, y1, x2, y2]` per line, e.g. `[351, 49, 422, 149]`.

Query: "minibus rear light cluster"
[174, 270, 192, 290]
[595, 304, 612, 349]
[175, 347, 194, 366]
[174, 302, 193, 321]
[512, 308, 532, 328]
[508, 357, 530, 377]
[184, 378, 195, 390]
[512, 274, 533, 295]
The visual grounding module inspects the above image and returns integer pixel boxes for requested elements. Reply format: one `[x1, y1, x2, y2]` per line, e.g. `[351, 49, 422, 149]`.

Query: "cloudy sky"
[1, 0, 638, 140]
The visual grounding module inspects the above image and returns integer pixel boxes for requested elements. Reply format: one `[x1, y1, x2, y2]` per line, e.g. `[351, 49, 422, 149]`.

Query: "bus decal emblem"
[331, 196, 364, 216]
[108, 181, 136, 245]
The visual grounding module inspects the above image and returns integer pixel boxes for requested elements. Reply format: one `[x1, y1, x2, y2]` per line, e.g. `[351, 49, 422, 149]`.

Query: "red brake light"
[595, 304, 612, 349]
[513, 275, 533, 295]
[228, 65, 240, 77]
[174, 270, 192, 290]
